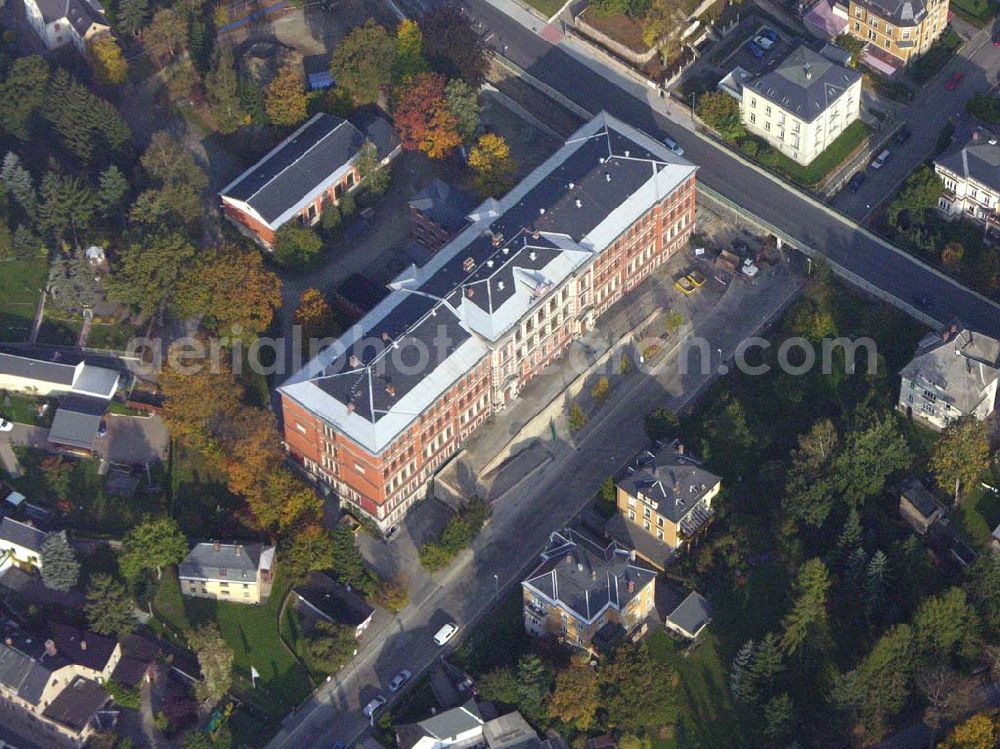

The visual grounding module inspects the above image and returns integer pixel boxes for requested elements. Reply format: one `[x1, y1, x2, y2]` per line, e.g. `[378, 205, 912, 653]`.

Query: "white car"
[389, 670, 412, 692]
[663, 137, 685, 157]
[871, 149, 891, 170]
[362, 694, 386, 718]
[753, 34, 775, 50]
[0, 419, 12, 433]
[433, 622, 458, 646]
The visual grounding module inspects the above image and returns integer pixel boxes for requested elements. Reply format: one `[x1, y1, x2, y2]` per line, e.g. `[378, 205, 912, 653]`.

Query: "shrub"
[418, 498, 491, 572]
[591, 376, 610, 405]
[274, 224, 323, 269]
[644, 407, 678, 441]
[568, 403, 588, 431]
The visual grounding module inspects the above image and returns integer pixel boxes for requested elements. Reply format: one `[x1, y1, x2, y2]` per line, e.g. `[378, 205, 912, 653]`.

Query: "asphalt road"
[832, 21, 1000, 219]
[461, 0, 1000, 337]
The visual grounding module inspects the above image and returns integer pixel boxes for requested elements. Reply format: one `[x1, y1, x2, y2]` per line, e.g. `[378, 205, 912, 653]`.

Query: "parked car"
[383, 525, 400, 543]
[945, 71, 966, 90]
[97, 420, 108, 437]
[362, 695, 387, 719]
[686, 269, 707, 287]
[663, 136, 685, 156]
[894, 127, 912, 145]
[389, 670, 412, 692]
[870, 150, 891, 170]
[434, 622, 459, 646]
[753, 34, 775, 50]
[759, 27, 778, 42]
[0, 419, 12, 433]
[912, 293, 933, 310]
[674, 276, 696, 294]
[746, 40, 765, 58]
[846, 172, 866, 192]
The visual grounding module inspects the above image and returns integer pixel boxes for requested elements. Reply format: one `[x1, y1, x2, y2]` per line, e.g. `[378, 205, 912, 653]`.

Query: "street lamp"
[493, 574, 499, 600]
[717, 348, 723, 369]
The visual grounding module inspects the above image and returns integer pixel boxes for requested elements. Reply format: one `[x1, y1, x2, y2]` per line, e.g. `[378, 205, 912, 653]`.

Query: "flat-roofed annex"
[279, 111, 696, 455]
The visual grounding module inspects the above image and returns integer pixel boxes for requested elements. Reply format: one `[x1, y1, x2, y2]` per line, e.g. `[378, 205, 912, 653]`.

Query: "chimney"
[235, 545, 242, 557]
[381, 332, 391, 343]
[627, 580, 635, 593]
[5, 637, 13, 647]
[677, 443, 684, 455]
[803, 62, 812, 80]
[212, 542, 221, 552]
[591, 569, 597, 580]
[346, 401, 356, 413]
[44, 639, 56, 656]
[80, 640, 87, 651]
[577, 563, 584, 572]
[973, 130, 981, 141]
[349, 354, 361, 368]
[386, 383, 396, 397]
[575, 199, 582, 208]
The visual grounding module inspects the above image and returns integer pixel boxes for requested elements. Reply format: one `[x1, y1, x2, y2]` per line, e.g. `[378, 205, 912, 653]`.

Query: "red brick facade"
[282, 173, 697, 529]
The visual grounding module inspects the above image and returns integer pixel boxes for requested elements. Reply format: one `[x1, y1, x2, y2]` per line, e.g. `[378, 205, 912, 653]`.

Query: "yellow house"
[0, 517, 50, 573]
[521, 530, 656, 652]
[178, 542, 276, 605]
[846, 0, 949, 68]
[607, 445, 720, 569]
[0, 352, 119, 400]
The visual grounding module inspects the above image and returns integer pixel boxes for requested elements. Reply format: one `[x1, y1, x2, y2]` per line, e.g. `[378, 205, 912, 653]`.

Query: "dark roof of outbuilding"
[746, 45, 861, 124]
[665, 591, 712, 637]
[48, 394, 107, 450]
[409, 179, 477, 232]
[42, 676, 109, 731]
[293, 572, 375, 628]
[0, 517, 48, 553]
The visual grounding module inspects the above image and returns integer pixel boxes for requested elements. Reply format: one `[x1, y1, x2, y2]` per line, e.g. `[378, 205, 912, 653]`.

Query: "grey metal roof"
[666, 591, 712, 637]
[220, 113, 366, 226]
[42, 676, 109, 731]
[746, 45, 861, 124]
[48, 395, 106, 450]
[522, 530, 656, 624]
[279, 112, 697, 455]
[293, 572, 374, 628]
[409, 179, 477, 232]
[617, 447, 720, 523]
[178, 542, 273, 582]
[483, 711, 540, 749]
[0, 351, 77, 386]
[900, 320, 1000, 414]
[605, 513, 674, 570]
[0, 641, 52, 706]
[0, 516, 47, 552]
[935, 128, 1000, 194]
[73, 363, 119, 398]
[351, 106, 401, 161]
[900, 478, 941, 519]
[396, 699, 483, 749]
[855, 0, 927, 24]
[31, 0, 108, 35]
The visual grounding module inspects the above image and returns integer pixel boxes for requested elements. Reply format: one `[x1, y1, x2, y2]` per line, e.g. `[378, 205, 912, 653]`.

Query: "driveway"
[0, 413, 168, 466]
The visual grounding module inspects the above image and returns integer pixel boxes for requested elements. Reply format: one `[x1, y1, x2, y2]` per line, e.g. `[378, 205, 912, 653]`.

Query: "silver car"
[389, 670, 412, 692]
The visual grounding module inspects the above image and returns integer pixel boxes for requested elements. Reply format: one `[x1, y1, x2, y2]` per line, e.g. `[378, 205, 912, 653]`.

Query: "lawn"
[741, 120, 871, 187]
[168, 442, 254, 539]
[950, 466, 1000, 550]
[949, 0, 997, 26]
[0, 257, 46, 343]
[0, 393, 54, 426]
[521, 0, 565, 17]
[86, 320, 140, 351]
[647, 630, 739, 749]
[36, 315, 83, 346]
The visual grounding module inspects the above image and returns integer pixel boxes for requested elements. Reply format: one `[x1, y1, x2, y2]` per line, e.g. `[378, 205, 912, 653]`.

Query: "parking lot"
[716, 23, 797, 81]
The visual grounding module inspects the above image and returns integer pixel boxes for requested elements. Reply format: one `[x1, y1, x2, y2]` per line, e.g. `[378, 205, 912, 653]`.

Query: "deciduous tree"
[930, 416, 990, 501]
[419, 6, 488, 86]
[913, 587, 977, 659]
[40, 532, 79, 591]
[265, 63, 308, 127]
[355, 141, 390, 196]
[173, 246, 282, 343]
[445, 78, 479, 144]
[284, 524, 336, 582]
[394, 19, 427, 82]
[294, 288, 338, 343]
[188, 624, 233, 705]
[305, 619, 356, 672]
[600, 642, 677, 732]
[87, 37, 128, 85]
[937, 714, 996, 749]
[469, 133, 516, 197]
[696, 90, 745, 141]
[160, 362, 240, 454]
[833, 415, 910, 509]
[394, 73, 461, 159]
[118, 517, 188, 581]
[330, 20, 395, 105]
[782, 418, 839, 527]
[372, 576, 408, 613]
[548, 663, 599, 730]
[108, 232, 195, 320]
[273, 223, 323, 268]
[144, 9, 187, 67]
[85, 573, 137, 636]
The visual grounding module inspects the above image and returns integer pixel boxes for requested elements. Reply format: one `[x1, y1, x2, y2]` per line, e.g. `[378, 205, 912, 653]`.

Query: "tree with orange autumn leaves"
[393, 72, 461, 159]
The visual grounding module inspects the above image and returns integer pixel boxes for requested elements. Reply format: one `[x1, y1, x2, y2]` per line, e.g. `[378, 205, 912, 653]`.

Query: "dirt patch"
[582, 11, 651, 53]
[487, 60, 583, 138]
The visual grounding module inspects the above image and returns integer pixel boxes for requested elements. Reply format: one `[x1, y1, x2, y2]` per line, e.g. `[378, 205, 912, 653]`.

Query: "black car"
[894, 127, 912, 145]
[846, 172, 865, 192]
[912, 293, 933, 309]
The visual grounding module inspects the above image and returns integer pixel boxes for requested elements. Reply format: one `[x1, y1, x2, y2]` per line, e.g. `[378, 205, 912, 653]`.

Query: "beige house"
[934, 128, 1000, 231]
[898, 478, 945, 534]
[897, 321, 1000, 431]
[0, 624, 118, 747]
[607, 446, 720, 569]
[178, 542, 276, 605]
[521, 530, 656, 652]
[23, 0, 110, 53]
[740, 45, 862, 166]
[0, 517, 51, 574]
[0, 352, 119, 400]
[846, 0, 949, 68]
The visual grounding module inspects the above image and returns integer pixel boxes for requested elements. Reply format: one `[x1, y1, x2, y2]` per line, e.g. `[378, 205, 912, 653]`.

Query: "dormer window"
[463, 257, 475, 272]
